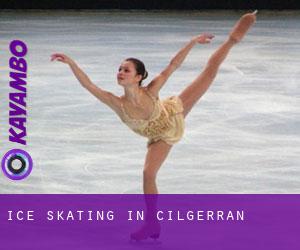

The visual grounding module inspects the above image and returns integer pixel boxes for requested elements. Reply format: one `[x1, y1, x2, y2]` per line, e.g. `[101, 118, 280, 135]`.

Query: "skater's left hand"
[192, 33, 215, 44]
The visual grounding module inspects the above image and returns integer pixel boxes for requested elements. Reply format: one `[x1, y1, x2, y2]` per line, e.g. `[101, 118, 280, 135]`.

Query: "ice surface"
[0, 10, 299, 193]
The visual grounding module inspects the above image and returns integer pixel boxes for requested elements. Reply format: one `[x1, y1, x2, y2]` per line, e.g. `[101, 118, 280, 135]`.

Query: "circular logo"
[1, 149, 33, 180]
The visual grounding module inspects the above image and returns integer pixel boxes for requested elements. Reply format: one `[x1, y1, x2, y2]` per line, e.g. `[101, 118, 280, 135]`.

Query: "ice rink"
[0, 10, 299, 193]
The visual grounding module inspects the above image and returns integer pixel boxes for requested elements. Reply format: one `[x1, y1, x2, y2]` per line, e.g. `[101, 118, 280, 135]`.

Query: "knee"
[143, 168, 157, 183]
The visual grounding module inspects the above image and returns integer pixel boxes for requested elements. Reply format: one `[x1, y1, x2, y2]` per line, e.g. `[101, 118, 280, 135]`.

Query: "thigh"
[179, 40, 233, 118]
[179, 66, 216, 118]
[144, 140, 173, 175]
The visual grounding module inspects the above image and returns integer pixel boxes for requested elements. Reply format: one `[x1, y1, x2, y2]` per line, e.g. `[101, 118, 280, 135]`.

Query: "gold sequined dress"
[120, 91, 185, 146]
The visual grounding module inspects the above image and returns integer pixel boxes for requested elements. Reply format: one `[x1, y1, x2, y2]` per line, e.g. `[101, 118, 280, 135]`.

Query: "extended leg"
[179, 38, 235, 117]
[179, 12, 256, 117]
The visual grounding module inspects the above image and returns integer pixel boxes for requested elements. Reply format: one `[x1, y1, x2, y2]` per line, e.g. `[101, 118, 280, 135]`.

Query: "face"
[117, 61, 142, 86]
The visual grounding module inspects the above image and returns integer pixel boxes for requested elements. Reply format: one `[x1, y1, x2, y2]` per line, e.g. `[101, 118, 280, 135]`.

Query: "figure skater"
[51, 11, 257, 241]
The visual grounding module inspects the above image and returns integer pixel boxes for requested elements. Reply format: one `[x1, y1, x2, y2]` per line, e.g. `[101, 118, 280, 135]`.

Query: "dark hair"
[125, 58, 148, 86]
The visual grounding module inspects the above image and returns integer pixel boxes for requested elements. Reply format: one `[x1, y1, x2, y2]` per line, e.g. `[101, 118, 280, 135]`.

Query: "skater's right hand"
[192, 33, 215, 44]
[50, 53, 74, 65]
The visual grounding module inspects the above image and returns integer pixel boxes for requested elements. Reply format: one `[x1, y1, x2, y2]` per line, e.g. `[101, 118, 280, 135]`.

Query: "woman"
[51, 11, 257, 240]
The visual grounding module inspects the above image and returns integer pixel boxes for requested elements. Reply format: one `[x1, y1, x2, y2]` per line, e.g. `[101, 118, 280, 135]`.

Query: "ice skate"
[130, 222, 161, 241]
[229, 10, 257, 43]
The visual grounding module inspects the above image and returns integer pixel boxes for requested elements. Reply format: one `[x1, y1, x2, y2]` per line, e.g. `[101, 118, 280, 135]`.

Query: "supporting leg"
[143, 140, 172, 194]
[130, 140, 172, 241]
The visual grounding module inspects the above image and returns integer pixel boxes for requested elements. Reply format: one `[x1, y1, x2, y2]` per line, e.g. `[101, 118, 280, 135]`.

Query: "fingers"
[50, 53, 65, 62]
[203, 33, 215, 39]
[51, 57, 62, 62]
[50, 53, 62, 59]
[204, 38, 213, 43]
[206, 35, 214, 43]
[50, 56, 58, 61]
[200, 33, 214, 43]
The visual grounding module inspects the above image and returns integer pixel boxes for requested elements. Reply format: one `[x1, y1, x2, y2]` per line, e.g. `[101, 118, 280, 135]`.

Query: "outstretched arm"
[147, 33, 214, 96]
[51, 53, 122, 114]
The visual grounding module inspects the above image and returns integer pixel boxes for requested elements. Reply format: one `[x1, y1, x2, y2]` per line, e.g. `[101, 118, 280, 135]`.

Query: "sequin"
[120, 90, 185, 146]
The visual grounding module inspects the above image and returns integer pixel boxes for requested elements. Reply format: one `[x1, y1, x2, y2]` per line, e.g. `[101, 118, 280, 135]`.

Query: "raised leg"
[179, 38, 235, 117]
[179, 11, 256, 117]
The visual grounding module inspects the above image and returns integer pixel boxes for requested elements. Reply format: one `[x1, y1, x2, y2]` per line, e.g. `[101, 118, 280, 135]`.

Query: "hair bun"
[125, 57, 147, 86]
